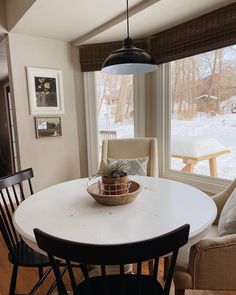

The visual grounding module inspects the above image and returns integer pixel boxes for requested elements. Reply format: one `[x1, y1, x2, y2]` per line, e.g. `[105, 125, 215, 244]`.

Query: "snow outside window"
[170, 45, 236, 180]
[95, 73, 134, 151]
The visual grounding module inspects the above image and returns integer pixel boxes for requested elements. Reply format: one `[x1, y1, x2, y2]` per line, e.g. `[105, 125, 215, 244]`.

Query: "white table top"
[13, 176, 217, 251]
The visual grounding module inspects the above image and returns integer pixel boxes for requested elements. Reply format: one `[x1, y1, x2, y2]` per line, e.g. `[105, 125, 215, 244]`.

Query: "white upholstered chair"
[100, 137, 158, 177]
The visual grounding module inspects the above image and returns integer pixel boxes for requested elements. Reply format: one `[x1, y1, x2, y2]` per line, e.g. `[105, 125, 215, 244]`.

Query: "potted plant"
[97, 161, 131, 195]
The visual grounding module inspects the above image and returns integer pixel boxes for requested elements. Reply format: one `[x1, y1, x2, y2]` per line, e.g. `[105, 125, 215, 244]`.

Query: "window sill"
[160, 168, 231, 195]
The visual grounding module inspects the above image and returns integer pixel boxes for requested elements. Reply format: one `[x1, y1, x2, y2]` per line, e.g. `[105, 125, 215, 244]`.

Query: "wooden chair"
[34, 224, 190, 295]
[0, 168, 53, 295]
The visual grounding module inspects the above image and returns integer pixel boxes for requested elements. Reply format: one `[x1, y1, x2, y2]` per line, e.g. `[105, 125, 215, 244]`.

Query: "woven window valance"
[79, 40, 147, 72]
[79, 3, 236, 72]
[150, 3, 236, 64]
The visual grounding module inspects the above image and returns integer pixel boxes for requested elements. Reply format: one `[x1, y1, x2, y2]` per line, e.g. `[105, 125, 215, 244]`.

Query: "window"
[84, 72, 144, 176]
[95, 72, 134, 161]
[95, 72, 134, 142]
[170, 45, 236, 180]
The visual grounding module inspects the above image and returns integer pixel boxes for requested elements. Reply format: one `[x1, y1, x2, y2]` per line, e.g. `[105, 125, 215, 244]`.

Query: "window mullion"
[83, 72, 99, 176]
[133, 75, 145, 137]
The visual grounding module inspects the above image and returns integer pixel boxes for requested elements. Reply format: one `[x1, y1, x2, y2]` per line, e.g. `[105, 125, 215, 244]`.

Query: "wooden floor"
[0, 233, 235, 295]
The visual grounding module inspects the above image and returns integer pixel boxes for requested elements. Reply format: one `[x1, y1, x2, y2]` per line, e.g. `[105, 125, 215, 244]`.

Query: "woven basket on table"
[87, 180, 142, 206]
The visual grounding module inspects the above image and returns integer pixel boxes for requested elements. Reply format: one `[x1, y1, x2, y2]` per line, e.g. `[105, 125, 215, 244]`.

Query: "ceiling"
[0, 0, 235, 80]
[84, 0, 235, 45]
[10, 0, 235, 45]
[11, 0, 142, 42]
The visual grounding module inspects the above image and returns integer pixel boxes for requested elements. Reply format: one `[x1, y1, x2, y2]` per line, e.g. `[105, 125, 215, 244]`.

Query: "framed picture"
[35, 117, 62, 138]
[27, 67, 64, 115]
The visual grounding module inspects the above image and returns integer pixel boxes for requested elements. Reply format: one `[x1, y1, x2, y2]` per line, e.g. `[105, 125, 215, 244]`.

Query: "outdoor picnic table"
[171, 136, 230, 177]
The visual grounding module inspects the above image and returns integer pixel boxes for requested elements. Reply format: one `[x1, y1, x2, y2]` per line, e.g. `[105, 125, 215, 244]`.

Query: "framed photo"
[35, 117, 62, 138]
[27, 67, 64, 115]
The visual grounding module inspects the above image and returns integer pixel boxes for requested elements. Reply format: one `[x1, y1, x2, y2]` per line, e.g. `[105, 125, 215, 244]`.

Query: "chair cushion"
[218, 188, 236, 236]
[108, 157, 148, 176]
[212, 179, 236, 225]
[77, 274, 163, 295]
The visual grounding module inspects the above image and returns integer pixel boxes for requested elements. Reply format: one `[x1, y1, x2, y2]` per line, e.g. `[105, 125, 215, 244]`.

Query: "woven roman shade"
[79, 3, 236, 71]
[79, 40, 147, 72]
[150, 3, 236, 64]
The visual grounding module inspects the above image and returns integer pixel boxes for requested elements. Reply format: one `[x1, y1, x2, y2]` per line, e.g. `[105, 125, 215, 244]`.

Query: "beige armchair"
[101, 137, 158, 177]
[174, 178, 236, 295]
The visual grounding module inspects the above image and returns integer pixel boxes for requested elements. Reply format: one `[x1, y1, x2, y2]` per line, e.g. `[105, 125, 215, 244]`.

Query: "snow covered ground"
[98, 104, 134, 138]
[98, 111, 236, 180]
[171, 113, 236, 180]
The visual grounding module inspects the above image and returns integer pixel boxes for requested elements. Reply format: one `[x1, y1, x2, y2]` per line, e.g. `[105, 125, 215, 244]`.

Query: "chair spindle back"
[0, 168, 34, 257]
[34, 224, 190, 295]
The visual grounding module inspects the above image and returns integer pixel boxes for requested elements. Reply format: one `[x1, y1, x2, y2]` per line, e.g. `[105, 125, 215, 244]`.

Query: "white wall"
[7, 33, 80, 191]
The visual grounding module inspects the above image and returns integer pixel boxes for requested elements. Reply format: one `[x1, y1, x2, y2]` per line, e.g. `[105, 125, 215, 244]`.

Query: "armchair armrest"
[189, 234, 236, 290]
[212, 192, 228, 225]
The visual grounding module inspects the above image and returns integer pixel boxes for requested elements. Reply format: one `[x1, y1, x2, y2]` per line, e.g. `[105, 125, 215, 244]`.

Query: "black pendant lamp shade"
[101, 0, 158, 75]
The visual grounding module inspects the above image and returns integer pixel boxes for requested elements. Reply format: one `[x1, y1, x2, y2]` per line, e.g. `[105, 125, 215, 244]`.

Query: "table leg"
[209, 157, 217, 177]
[182, 159, 196, 173]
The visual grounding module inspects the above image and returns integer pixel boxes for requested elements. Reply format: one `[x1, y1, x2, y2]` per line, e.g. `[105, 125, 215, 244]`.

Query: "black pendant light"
[101, 0, 158, 75]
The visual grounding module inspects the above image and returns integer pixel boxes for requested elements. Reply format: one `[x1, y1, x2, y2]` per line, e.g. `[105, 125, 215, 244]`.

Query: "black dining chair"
[0, 168, 53, 295]
[34, 224, 190, 295]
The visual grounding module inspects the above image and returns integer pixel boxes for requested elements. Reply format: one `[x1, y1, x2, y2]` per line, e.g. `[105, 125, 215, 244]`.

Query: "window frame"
[83, 72, 99, 176]
[156, 63, 231, 194]
[83, 72, 145, 176]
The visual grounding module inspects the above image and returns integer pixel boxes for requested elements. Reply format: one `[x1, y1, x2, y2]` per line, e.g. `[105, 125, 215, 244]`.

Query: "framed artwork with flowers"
[26, 67, 65, 115]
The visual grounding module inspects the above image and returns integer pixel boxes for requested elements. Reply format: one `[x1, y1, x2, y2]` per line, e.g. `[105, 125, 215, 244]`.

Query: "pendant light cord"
[126, 0, 129, 38]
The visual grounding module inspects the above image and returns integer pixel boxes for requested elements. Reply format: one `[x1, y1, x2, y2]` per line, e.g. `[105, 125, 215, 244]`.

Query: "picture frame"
[27, 67, 65, 115]
[35, 117, 62, 138]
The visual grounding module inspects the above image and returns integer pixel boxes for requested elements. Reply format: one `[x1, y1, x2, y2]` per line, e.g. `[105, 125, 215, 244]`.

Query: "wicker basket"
[87, 180, 142, 206]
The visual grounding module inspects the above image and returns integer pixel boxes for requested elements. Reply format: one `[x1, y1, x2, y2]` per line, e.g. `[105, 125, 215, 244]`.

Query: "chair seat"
[77, 274, 163, 295]
[8, 241, 51, 267]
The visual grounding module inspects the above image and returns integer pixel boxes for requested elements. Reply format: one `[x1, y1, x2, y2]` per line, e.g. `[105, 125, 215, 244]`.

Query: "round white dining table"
[13, 176, 217, 253]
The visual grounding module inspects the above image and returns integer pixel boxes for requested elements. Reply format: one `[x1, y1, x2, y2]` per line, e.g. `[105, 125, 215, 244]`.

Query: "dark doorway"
[0, 38, 18, 177]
